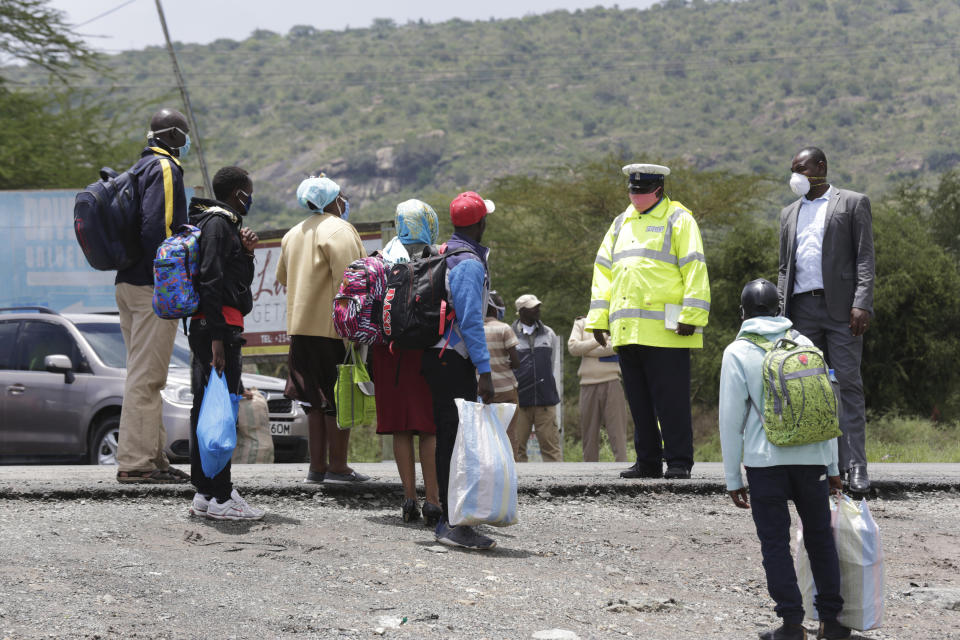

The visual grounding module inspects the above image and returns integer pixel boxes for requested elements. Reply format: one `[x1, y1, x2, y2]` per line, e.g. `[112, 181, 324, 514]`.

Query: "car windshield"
[74, 322, 192, 369]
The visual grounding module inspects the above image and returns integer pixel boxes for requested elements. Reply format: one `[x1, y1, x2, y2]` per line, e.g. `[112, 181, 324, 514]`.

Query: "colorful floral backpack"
[152, 224, 201, 319]
[333, 255, 388, 345]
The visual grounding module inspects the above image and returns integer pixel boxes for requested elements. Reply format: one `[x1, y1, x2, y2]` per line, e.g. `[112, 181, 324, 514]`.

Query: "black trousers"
[617, 345, 694, 469]
[746, 465, 843, 625]
[421, 349, 477, 522]
[189, 319, 243, 501]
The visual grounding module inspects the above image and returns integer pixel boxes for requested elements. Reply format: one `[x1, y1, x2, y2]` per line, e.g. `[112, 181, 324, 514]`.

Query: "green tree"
[0, 0, 130, 189]
[0, 89, 133, 189]
[0, 0, 98, 83]
[863, 175, 960, 418]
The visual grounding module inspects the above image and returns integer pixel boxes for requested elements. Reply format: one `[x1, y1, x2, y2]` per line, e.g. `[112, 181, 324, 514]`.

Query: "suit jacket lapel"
[823, 186, 841, 230]
[786, 199, 801, 248]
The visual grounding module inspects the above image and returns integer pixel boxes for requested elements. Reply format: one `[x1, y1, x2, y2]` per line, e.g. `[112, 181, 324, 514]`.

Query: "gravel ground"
[1, 490, 958, 639]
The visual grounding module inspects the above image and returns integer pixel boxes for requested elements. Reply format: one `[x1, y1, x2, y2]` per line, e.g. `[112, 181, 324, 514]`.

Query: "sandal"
[116, 469, 184, 484]
[162, 466, 191, 482]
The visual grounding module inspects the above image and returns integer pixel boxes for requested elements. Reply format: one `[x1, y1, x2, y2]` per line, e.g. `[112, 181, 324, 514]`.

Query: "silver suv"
[0, 307, 308, 464]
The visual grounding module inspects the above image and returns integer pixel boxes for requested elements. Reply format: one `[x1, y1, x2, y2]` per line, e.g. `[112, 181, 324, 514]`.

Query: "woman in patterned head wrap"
[373, 199, 443, 525]
[381, 199, 439, 264]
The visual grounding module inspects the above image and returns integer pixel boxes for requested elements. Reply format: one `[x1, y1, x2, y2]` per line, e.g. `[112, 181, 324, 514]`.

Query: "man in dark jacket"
[511, 294, 562, 462]
[186, 166, 264, 520]
[115, 108, 192, 484]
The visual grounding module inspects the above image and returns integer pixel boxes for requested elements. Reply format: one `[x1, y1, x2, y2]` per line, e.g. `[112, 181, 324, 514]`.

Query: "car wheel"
[89, 415, 120, 465]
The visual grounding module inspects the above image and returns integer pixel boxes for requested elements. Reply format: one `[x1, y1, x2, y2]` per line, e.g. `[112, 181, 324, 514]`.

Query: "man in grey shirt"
[778, 146, 875, 493]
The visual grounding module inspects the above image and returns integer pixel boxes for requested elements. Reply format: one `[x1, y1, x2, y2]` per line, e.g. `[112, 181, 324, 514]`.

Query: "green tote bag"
[334, 345, 377, 430]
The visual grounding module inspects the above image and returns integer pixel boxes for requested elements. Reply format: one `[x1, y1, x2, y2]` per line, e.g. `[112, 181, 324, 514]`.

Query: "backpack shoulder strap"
[737, 332, 774, 352]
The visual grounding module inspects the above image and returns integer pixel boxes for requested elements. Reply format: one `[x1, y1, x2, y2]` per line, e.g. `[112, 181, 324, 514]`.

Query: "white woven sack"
[448, 399, 518, 527]
[796, 494, 884, 631]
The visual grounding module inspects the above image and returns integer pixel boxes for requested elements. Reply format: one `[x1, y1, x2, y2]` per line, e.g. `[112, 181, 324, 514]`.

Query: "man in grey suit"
[778, 147, 875, 493]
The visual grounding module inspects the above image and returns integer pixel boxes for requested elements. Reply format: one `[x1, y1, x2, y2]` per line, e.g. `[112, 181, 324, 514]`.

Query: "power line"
[73, 0, 140, 29]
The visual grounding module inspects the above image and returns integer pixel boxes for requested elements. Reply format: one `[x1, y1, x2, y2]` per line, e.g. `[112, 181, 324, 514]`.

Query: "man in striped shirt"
[483, 292, 521, 449]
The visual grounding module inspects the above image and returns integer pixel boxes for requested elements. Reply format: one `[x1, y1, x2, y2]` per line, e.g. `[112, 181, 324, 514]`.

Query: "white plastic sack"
[448, 399, 519, 527]
[796, 494, 884, 631]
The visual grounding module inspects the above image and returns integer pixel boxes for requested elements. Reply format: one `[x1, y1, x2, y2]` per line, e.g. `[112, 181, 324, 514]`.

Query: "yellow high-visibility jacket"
[585, 196, 710, 349]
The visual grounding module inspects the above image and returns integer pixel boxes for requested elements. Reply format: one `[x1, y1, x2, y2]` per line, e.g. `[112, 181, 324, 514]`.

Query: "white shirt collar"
[803, 185, 831, 204]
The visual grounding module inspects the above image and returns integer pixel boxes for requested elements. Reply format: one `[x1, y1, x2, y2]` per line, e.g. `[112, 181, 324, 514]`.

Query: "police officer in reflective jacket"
[586, 164, 711, 479]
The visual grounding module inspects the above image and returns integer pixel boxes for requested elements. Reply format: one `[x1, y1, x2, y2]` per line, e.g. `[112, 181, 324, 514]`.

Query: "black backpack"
[74, 157, 154, 271]
[382, 246, 475, 350]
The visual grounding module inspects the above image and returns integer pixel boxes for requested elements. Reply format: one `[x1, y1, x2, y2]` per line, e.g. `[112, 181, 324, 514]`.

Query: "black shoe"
[848, 465, 870, 493]
[817, 620, 851, 639]
[401, 498, 421, 523]
[304, 470, 325, 484]
[664, 465, 692, 479]
[620, 462, 662, 479]
[758, 623, 806, 640]
[422, 502, 443, 527]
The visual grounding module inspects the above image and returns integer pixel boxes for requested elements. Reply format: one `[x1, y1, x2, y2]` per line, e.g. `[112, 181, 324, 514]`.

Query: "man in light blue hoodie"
[719, 279, 849, 640]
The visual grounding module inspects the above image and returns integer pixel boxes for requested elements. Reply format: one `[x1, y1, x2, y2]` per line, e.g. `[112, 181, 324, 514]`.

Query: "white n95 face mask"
[789, 172, 811, 197]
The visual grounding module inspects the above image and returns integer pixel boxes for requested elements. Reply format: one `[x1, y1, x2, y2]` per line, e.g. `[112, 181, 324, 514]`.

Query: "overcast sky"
[51, 0, 660, 54]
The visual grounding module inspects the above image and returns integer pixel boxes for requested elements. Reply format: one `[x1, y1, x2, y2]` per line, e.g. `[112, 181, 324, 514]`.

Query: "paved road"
[0, 462, 957, 499]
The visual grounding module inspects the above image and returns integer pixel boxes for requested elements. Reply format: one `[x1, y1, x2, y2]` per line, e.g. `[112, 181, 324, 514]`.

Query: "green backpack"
[738, 331, 842, 447]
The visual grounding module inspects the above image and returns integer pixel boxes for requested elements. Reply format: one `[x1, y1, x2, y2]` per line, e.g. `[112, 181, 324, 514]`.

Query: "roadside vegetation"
[5, 0, 959, 463]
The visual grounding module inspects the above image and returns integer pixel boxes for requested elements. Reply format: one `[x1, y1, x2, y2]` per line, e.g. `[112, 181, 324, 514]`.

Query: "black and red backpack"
[381, 245, 474, 350]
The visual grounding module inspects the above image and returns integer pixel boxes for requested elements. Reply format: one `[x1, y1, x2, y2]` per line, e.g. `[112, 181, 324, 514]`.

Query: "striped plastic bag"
[796, 494, 885, 631]
[448, 399, 519, 527]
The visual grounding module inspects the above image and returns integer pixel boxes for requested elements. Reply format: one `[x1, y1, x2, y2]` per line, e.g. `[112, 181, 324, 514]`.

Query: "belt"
[793, 289, 825, 297]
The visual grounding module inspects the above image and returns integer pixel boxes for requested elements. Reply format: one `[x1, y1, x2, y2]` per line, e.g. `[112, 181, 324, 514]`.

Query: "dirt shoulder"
[0, 481, 958, 639]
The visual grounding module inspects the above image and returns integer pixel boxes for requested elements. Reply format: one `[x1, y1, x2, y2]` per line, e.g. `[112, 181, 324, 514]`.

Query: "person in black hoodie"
[186, 166, 265, 520]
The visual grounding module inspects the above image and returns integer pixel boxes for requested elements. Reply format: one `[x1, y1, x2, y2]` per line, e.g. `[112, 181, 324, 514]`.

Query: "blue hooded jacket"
[437, 232, 491, 374]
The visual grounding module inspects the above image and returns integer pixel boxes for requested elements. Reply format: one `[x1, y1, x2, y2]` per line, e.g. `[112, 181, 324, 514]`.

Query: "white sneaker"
[206, 490, 266, 521]
[189, 493, 210, 516]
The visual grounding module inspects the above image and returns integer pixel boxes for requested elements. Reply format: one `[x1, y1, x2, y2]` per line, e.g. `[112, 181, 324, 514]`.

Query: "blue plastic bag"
[196, 371, 239, 478]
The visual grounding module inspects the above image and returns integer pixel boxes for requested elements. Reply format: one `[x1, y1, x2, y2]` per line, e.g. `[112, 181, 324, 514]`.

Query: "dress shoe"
[848, 465, 870, 493]
[664, 465, 692, 479]
[620, 462, 662, 479]
[758, 622, 806, 640]
[816, 620, 851, 639]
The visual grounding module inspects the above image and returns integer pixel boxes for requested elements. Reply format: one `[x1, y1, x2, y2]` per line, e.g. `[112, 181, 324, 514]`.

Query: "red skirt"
[372, 346, 436, 435]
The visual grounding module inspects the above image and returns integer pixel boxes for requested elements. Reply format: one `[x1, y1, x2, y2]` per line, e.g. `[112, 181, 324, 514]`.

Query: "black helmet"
[740, 278, 780, 319]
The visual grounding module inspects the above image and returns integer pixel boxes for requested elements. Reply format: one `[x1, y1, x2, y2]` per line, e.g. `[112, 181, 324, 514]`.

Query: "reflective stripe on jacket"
[585, 196, 710, 349]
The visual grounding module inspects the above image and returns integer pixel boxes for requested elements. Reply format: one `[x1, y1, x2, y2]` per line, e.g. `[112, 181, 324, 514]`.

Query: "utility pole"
[154, 0, 212, 197]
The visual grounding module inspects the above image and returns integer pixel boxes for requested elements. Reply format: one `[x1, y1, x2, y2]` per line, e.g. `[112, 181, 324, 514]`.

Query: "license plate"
[269, 422, 291, 436]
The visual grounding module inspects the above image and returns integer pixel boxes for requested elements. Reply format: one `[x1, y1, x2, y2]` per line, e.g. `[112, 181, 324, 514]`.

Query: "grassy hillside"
[8, 0, 960, 226]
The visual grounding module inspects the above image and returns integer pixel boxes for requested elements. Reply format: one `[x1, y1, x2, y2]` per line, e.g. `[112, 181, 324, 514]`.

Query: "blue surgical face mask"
[177, 133, 191, 161]
[237, 189, 252, 215]
[340, 199, 350, 221]
[148, 126, 190, 160]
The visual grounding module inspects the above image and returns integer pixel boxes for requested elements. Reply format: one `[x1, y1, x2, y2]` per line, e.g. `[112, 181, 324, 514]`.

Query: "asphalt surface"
[1, 462, 958, 499]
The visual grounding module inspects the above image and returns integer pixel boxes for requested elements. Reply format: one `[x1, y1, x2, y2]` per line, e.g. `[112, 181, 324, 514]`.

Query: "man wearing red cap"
[421, 191, 497, 550]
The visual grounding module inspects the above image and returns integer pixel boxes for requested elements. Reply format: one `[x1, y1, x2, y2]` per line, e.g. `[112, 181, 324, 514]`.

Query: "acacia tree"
[0, 1, 132, 189]
[0, 0, 98, 82]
